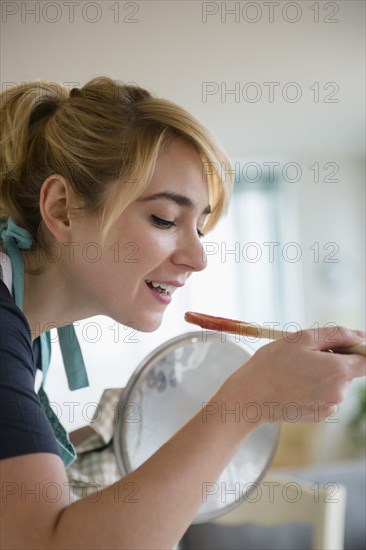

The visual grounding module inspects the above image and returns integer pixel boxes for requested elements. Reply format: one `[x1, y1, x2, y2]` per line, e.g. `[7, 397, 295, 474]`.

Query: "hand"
[217, 326, 366, 426]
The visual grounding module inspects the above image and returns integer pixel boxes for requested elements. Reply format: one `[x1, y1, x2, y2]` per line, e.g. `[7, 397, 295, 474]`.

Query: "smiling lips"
[145, 280, 183, 295]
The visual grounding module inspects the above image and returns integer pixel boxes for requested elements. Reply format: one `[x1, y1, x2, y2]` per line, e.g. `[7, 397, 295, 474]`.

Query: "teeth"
[146, 280, 176, 294]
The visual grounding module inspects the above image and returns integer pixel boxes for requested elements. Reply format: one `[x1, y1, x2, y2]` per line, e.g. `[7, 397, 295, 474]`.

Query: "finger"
[343, 354, 366, 379]
[303, 326, 366, 352]
[333, 340, 366, 357]
[352, 329, 366, 339]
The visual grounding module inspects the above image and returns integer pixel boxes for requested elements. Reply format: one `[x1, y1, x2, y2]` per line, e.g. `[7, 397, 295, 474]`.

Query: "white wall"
[1, 1, 365, 452]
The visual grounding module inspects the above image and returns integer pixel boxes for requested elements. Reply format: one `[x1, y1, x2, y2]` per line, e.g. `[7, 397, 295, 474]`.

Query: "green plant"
[348, 383, 366, 451]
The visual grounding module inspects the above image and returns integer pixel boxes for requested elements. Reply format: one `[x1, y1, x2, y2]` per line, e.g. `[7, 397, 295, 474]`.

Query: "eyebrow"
[137, 192, 211, 215]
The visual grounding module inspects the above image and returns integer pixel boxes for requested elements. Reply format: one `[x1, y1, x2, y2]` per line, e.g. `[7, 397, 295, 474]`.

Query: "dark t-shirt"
[0, 278, 60, 461]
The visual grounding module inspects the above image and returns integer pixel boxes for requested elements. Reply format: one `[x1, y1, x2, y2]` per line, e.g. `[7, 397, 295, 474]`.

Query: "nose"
[171, 231, 207, 273]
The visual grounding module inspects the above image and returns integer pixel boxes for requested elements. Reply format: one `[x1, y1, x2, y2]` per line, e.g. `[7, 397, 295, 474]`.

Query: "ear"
[39, 174, 76, 242]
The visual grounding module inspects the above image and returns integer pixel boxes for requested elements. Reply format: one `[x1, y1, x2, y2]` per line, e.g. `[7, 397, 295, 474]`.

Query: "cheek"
[107, 219, 176, 276]
[120, 241, 141, 265]
[135, 232, 174, 265]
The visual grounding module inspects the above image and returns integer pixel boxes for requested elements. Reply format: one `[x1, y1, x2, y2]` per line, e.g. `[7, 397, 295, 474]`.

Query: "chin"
[139, 316, 165, 333]
[122, 313, 165, 333]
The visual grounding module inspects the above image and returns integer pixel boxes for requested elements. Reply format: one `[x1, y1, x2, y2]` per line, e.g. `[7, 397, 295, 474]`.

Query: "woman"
[0, 76, 364, 549]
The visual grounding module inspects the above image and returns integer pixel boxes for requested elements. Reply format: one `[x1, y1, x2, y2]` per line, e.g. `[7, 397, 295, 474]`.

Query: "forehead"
[140, 138, 210, 209]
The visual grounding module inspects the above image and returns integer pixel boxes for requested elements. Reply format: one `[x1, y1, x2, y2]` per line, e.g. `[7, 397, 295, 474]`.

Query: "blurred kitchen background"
[1, 1, 365, 548]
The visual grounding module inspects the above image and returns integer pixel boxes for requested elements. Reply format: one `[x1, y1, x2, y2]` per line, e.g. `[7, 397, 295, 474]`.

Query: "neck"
[22, 250, 98, 341]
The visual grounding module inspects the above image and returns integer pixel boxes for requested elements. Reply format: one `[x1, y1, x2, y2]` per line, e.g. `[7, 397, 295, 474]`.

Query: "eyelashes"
[151, 215, 175, 229]
[150, 215, 204, 238]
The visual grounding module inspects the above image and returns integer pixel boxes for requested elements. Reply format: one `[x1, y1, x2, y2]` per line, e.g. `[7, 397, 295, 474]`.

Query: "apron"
[0, 217, 89, 467]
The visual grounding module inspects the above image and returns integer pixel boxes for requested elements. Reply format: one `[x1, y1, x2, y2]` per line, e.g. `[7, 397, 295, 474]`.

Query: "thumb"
[308, 326, 366, 354]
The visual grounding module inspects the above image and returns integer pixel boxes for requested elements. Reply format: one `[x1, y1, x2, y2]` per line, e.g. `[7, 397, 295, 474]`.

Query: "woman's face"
[73, 138, 210, 332]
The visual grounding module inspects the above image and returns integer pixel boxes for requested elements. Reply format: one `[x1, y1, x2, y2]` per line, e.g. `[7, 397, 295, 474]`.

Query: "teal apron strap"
[0, 217, 89, 467]
[58, 325, 89, 390]
[38, 331, 76, 466]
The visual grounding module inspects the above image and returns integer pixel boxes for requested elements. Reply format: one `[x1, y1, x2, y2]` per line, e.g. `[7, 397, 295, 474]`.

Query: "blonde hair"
[0, 76, 233, 260]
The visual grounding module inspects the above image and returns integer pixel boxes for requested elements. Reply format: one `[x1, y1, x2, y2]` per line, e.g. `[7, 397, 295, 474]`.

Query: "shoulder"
[0, 258, 60, 462]
[0, 248, 35, 391]
[0, 252, 32, 346]
[0, 283, 32, 347]
[0, 272, 34, 397]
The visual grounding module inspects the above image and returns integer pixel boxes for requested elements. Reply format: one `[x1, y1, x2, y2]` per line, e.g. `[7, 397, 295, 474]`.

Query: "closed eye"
[151, 215, 175, 229]
[151, 215, 204, 239]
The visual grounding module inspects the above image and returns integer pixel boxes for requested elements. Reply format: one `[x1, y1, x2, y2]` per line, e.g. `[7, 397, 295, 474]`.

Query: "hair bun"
[69, 87, 83, 99]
